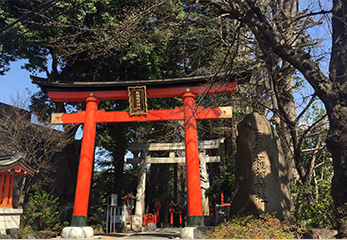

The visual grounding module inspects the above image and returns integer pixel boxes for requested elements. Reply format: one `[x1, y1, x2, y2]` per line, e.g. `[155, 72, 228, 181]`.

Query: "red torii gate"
[31, 71, 244, 228]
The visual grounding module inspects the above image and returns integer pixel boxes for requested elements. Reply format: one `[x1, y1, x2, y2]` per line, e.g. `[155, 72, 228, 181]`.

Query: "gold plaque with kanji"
[128, 86, 148, 115]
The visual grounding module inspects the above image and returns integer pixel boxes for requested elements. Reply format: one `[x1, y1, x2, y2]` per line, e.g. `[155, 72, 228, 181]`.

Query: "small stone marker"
[230, 112, 291, 220]
[144, 222, 157, 232]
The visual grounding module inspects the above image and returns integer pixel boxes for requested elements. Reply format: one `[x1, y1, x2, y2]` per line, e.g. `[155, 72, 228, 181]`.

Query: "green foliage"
[88, 188, 107, 232]
[205, 160, 235, 202]
[23, 185, 63, 233]
[291, 178, 336, 229]
[205, 213, 296, 239]
[292, 106, 334, 229]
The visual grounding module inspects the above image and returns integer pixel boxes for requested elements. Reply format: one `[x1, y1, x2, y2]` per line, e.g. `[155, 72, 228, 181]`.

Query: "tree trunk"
[328, 104, 347, 237]
[328, 1, 347, 235]
[269, 65, 300, 183]
[174, 164, 178, 203]
[113, 153, 125, 206]
[145, 164, 158, 213]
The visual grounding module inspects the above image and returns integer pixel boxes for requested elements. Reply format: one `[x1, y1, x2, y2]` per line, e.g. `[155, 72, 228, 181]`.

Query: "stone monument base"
[132, 215, 143, 232]
[180, 227, 196, 239]
[180, 226, 212, 239]
[61, 226, 94, 239]
[0, 208, 23, 235]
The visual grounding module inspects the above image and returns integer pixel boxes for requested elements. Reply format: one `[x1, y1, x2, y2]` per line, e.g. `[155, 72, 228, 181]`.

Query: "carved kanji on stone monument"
[230, 112, 291, 220]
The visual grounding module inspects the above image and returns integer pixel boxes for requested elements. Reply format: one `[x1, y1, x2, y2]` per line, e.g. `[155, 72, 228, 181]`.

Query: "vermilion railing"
[142, 213, 157, 226]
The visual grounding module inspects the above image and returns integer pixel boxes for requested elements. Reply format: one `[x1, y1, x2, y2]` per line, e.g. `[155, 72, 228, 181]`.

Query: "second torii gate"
[31, 70, 247, 229]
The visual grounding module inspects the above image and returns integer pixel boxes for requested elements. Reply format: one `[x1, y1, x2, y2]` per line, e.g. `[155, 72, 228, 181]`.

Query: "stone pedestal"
[180, 226, 212, 239]
[132, 215, 143, 232]
[61, 226, 94, 239]
[215, 205, 230, 225]
[0, 208, 23, 235]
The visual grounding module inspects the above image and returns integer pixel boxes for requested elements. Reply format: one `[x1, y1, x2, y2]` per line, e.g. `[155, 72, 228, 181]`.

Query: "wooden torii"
[31, 69, 249, 228]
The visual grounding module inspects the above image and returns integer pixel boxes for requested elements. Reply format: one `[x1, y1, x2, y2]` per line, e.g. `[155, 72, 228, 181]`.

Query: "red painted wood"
[53, 111, 86, 124]
[221, 191, 231, 206]
[0, 173, 11, 208]
[170, 211, 174, 225]
[0, 173, 7, 207]
[178, 207, 183, 225]
[8, 175, 13, 208]
[143, 213, 157, 225]
[183, 92, 203, 217]
[54, 107, 225, 124]
[47, 82, 237, 102]
[72, 97, 99, 217]
[0, 175, 5, 196]
[156, 208, 160, 224]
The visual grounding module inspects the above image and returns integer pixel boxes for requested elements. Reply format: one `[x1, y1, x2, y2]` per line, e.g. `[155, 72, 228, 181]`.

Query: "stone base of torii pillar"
[61, 226, 94, 239]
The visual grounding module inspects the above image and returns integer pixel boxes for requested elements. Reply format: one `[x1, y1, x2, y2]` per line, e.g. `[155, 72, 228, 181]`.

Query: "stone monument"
[230, 112, 290, 220]
[133, 152, 147, 232]
[199, 150, 209, 217]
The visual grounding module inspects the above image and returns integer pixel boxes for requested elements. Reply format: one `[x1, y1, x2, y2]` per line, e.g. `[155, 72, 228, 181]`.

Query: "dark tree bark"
[328, 0, 347, 236]
[145, 164, 158, 213]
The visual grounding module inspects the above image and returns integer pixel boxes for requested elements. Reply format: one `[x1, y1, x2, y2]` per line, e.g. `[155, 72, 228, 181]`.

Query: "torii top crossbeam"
[30, 68, 251, 102]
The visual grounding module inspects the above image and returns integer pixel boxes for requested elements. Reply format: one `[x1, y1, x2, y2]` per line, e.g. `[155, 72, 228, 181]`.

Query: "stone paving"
[93, 228, 181, 239]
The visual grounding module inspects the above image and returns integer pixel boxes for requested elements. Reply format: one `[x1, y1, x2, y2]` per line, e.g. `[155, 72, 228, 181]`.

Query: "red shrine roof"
[0, 152, 37, 176]
[30, 66, 255, 102]
[122, 194, 136, 200]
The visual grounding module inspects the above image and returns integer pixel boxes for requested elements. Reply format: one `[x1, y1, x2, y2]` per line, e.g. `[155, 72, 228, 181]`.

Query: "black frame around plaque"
[128, 86, 148, 115]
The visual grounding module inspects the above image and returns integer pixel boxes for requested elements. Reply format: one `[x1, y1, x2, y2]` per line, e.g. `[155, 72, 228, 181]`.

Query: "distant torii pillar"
[127, 138, 225, 229]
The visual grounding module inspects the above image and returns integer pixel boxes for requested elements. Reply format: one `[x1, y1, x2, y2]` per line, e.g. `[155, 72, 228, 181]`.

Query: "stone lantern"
[122, 194, 136, 228]
[153, 197, 162, 225]
[169, 201, 176, 227]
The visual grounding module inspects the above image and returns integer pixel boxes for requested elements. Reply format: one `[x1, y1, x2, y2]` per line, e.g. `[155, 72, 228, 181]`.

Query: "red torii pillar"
[71, 96, 99, 226]
[32, 76, 237, 227]
[183, 91, 203, 225]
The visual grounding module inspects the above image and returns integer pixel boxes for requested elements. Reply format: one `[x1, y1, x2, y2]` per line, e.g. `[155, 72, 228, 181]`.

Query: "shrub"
[205, 213, 296, 239]
[88, 189, 107, 232]
[291, 178, 336, 229]
[23, 185, 64, 233]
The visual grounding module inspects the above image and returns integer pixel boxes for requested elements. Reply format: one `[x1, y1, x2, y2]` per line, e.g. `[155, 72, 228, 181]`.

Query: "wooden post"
[182, 91, 204, 227]
[169, 204, 175, 226]
[71, 96, 99, 227]
[0, 173, 10, 207]
[8, 175, 13, 208]
[178, 207, 183, 226]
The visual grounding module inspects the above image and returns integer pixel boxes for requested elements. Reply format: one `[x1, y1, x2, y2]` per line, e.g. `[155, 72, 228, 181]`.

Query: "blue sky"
[0, 59, 44, 108]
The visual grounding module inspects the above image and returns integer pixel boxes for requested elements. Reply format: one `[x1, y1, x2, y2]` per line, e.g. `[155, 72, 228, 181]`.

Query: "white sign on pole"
[110, 193, 118, 206]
